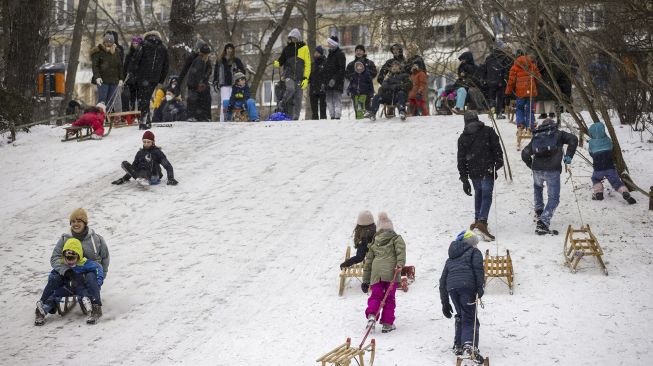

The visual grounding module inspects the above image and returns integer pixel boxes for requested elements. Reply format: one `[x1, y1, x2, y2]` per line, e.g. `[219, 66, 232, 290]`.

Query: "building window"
[242, 30, 259, 54]
[261, 80, 276, 106]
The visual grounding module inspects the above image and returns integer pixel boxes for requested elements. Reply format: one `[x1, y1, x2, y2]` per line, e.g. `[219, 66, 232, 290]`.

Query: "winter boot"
[592, 192, 604, 200]
[399, 108, 406, 121]
[366, 314, 376, 330]
[92, 304, 102, 320]
[381, 323, 396, 333]
[535, 220, 557, 235]
[34, 301, 46, 326]
[364, 110, 376, 121]
[622, 192, 637, 204]
[496, 113, 506, 120]
[462, 343, 485, 364]
[469, 219, 479, 231]
[475, 220, 495, 241]
[81, 297, 95, 324]
[535, 208, 543, 219]
[453, 343, 463, 356]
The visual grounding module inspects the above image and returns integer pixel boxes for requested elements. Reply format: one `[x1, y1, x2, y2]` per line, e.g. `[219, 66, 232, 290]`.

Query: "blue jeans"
[533, 170, 560, 226]
[232, 99, 259, 121]
[450, 288, 480, 347]
[97, 84, 118, 109]
[436, 87, 467, 109]
[472, 176, 494, 221]
[515, 97, 535, 129]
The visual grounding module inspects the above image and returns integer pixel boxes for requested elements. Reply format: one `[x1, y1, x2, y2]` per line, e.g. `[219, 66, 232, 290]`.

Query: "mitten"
[273, 60, 280, 68]
[563, 155, 573, 165]
[300, 78, 308, 89]
[361, 282, 369, 293]
[95, 78, 103, 86]
[442, 302, 453, 318]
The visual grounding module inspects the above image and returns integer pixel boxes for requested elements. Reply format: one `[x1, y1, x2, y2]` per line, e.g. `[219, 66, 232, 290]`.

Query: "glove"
[442, 302, 453, 319]
[361, 282, 369, 293]
[477, 287, 484, 299]
[118, 80, 124, 87]
[95, 78, 103, 86]
[460, 177, 472, 196]
[273, 60, 280, 68]
[328, 79, 336, 88]
[416, 93, 423, 100]
[167, 178, 178, 186]
[111, 177, 125, 185]
[563, 155, 573, 165]
[300, 78, 308, 89]
[339, 261, 348, 270]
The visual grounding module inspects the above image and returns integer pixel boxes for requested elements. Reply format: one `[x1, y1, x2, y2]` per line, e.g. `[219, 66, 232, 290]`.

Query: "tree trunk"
[168, 0, 197, 74]
[60, 0, 91, 115]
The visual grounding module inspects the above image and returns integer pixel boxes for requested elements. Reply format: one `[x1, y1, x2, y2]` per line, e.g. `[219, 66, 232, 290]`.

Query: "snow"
[0, 115, 652, 365]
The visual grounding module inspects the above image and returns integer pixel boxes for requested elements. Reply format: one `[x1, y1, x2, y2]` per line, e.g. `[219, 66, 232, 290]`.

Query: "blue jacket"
[229, 85, 251, 109]
[348, 70, 374, 96]
[439, 239, 484, 304]
[70, 259, 104, 287]
[588, 121, 613, 154]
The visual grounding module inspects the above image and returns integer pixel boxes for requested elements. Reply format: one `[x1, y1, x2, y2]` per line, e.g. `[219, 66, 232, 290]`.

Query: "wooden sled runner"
[61, 125, 92, 142]
[484, 249, 514, 295]
[317, 338, 375, 366]
[563, 224, 608, 275]
[516, 128, 532, 151]
[106, 110, 141, 131]
[456, 355, 490, 366]
[56, 296, 78, 315]
[383, 104, 396, 118]
[339, 246, 364, 296]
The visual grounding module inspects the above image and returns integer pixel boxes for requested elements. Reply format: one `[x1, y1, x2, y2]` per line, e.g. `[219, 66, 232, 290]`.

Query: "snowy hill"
[0, 115, 652, 365]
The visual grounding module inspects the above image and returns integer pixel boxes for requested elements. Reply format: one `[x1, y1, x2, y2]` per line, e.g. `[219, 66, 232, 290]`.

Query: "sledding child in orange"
[408, 62, 428, 116]
[71, 102, 106, 139]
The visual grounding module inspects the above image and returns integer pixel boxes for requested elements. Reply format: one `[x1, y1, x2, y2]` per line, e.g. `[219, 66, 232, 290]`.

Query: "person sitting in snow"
[340, 210, 376, 269]
[439, 230, 485, 364]
[70, 103, 106, 140]
[361, 212, 406, 333]
[35, 238, 104, 326]
[227, 72, 259, 122]
[587, 121, 636, 204]
[111, 131, 178, 186]
[35, 208, 109, 325]
[364, 60, 412, 120]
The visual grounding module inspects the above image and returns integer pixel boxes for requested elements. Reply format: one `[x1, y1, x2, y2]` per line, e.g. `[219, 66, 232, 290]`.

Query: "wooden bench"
[563, 224, 608, 275]
[316, 338, 375, 366]
[61, 125, 92, 142]
[339, 246, 365, 296]
[484, 249, 514, 295]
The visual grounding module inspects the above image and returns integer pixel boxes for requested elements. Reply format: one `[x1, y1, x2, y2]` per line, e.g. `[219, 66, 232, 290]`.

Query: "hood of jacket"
[447, 239, 473, 260]
[288, 28, 302, 42]
[463, 120, 484, 134]
[374, 229, 397, 247]
[588, 121, 613, 153]
[62, 238, 88, 265]
[458, 51, 475, 65]
[143, 30, 162, 44]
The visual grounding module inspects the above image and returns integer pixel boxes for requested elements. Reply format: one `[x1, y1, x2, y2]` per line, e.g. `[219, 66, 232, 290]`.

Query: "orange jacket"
[505, 55, 540, 98]
[409, 69, 427, 99]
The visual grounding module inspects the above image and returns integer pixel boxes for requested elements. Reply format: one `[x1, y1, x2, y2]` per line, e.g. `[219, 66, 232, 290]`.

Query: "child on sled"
[226, 72, 259, 122]
[70, 102, 106, 140]
[111, 131, 178, 186]
[340, 210, 376, 269]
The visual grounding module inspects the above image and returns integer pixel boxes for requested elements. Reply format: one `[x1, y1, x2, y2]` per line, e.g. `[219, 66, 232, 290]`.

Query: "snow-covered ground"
[0, 114, 651, 366]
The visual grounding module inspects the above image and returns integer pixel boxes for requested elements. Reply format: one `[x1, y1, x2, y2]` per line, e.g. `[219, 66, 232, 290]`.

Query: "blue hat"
[315, 45, 324, 56]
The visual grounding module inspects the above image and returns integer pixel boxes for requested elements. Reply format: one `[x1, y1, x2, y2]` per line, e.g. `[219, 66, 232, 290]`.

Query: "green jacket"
[91, 44, 124, 84]
[362, 230, 406, 285]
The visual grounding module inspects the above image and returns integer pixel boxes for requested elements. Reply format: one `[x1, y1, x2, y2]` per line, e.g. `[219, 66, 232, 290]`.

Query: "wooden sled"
[56, 296, 78, 315]
[339, 246, 365, 296]
[563, 224, 608, 275]
[516, 128, 532, 151]
[484, 249, 514, 295]
[506, 99, 516, 124]
[106, 110, 141, 131]
[61, 125, 92, 142]
[400, 265, 415, 292]
[456, 355, 490, 366]
[382, 104, 396, 118]
[317, 338, 375, 366]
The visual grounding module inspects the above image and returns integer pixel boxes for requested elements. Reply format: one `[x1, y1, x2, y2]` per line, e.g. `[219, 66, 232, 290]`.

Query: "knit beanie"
[69, 208, 88, 224]
[96, 102, 106, 113]
[456, 230, 479, 247]
[199, 44, 211, 54]
[355, 44, 366, 52]
[463, 110, 480, 124]
[315, 45, 324, 56]
[142, 131, 155, 141]
[357, 210, 374, 226]
[327, 35, 339, 48]
[132, 36, 143, 44]
[377, 212, 394, 231]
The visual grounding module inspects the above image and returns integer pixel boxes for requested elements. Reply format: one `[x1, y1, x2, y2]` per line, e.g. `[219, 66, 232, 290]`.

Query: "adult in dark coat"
[180, 42, 213, 121]
[123, 36, 143, 111]
[345, 44, 377, 110]
[323, 35, 346, 119]
[128, 30, 169, 129]
[309, 46, 327, 120]
[483, 42, 512, 117]
[377, 44, 406, 84]
[457, 111, 503, 240]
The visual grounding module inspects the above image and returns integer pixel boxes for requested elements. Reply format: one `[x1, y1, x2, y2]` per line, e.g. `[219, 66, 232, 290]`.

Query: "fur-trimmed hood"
[143, 30, 162, 41]
[91, 43, 117, 55]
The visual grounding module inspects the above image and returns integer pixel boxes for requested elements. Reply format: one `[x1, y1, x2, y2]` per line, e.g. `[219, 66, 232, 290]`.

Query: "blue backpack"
[532, 124, 559, 157]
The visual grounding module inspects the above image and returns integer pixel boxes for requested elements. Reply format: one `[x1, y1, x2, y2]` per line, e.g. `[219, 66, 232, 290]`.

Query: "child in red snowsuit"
[408, 63, 428, 116]
[72, 103, 106, 138]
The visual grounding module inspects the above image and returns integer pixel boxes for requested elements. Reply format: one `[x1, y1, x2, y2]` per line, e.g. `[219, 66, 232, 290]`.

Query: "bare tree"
[60, 0, 91, 114]
[169, 0, 197, 73]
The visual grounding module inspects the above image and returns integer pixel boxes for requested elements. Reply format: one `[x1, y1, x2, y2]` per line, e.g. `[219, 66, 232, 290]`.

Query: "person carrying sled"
[364, 60, 412, 120]
[361, 212, 406, 333]
[587, 121, 636, 204]
[439, 230, 485, 364]
[521, 118, 578, 235]
[340, 210, 376, 269]
[273, 28, 311, 120]
[457, 111, 503, 240]
[505, 51, 540, 131]
[70, 103, 107, 140]
[111, 131, 178, 186]
[35, 238, 104, 325]
[35, 208, 109, 325]
[347, 61, 374, 120]
[227, 72, 260, 122]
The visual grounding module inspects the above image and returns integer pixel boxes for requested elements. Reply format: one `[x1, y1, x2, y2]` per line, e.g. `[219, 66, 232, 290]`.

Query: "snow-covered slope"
[1, 115, 651, 365]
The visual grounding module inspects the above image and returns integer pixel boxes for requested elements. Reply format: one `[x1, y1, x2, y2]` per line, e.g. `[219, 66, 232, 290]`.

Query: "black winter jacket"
[380, 71, 412, 97]
[439, 240, 484, 304]
[346, 56, 377, 81]
[180, 52, 212, 89]
[341, 223, 377, 268]
[457, 121, 504, 179]
[484, 48, 511, 86]
[378, 55, 406, 84]
[590, 150, 616, 171]
[309, 56, 327, 95]
[522, 124, 578, 172]
[348, 70, 374, 96]
[456, 51, 481, 89]
[323, 47, 346, 92]
[122, 146, 174, 181]
[213, 57, 245, 87]
[124, 46, 139, 85]
[129, 32, 169, 84]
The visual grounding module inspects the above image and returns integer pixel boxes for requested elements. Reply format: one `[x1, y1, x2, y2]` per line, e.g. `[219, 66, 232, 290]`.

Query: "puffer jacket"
[347, 69, 374, 96]
[505, 55, 540, 98]
[457, 120, 503, 179]
[438, 239, 484, 304]
[122, 146, 175, 181]
[309, 55, 327, 95]
[362, 229, 406, 285]
[408, 69, 427, 99]
[91, 43, 124, 84]
[129, 31, 169, 84]
[322, 47, 346, 92]
[277, 41, 311, 83]
[61, 238, 104, 287]
[51, 229, 110, 277]
[588, 122, 615, 171]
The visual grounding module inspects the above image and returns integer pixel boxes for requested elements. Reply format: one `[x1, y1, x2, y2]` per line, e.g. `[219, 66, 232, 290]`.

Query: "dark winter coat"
[405, 55, 426, 74]
[214, 57, 245, 87]
[438, 239, 484, 304]
[522, 123, 578, 172]
[322, 47, 346, 92]
[309, 55, 327, 96]
[347, 69, 374, 96]
[341, 223, 377, 268]
[228, 84, 252, 109]
[456, 51, 481, 88]
[124, 45, 140, 85]
[123, 146, 174, 181]
[378, 45, 406, 84]
[379, 71, 412, 98]
[484, 47, 511, 87]
[346, 56, 378, 81]
[277, 41, 311, 83]
[457, 120, 504, 179]
[180, 52, 212, 89]
[91, 44, 124, 84]
[129, 31, 169, 84]
[535, 59, 556, 101]
[161, 99, 187, 122]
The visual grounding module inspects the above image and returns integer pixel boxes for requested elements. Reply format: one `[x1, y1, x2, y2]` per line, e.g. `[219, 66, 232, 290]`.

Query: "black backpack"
[532, 124, 559, 157]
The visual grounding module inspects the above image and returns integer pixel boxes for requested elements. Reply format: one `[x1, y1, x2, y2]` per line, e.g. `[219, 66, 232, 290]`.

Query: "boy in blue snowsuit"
[35, 238, 104, 325]
[588, 121, 636, 204]
[227, 72, 259, 122]
[439, 230, 485, 364]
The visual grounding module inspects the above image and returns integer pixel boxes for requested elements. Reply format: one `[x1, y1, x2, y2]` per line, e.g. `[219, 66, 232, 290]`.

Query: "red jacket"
[409, 69, 427, 99]
[505, 55, 540, 98]
[72, 111, 106, 136]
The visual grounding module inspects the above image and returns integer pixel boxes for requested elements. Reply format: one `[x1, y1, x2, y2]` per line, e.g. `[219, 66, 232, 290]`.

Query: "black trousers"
[187, 86, 212, 121]
[137, 82, 157, 123]
[310, 93, 327, 119]
[487, 83, 506, 114]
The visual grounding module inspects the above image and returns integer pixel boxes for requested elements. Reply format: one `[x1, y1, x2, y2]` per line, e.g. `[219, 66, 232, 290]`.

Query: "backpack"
[532, 125, 559, 157]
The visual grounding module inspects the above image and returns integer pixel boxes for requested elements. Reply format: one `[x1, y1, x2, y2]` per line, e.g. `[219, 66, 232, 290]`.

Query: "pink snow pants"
[365, 281, 397, 325]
